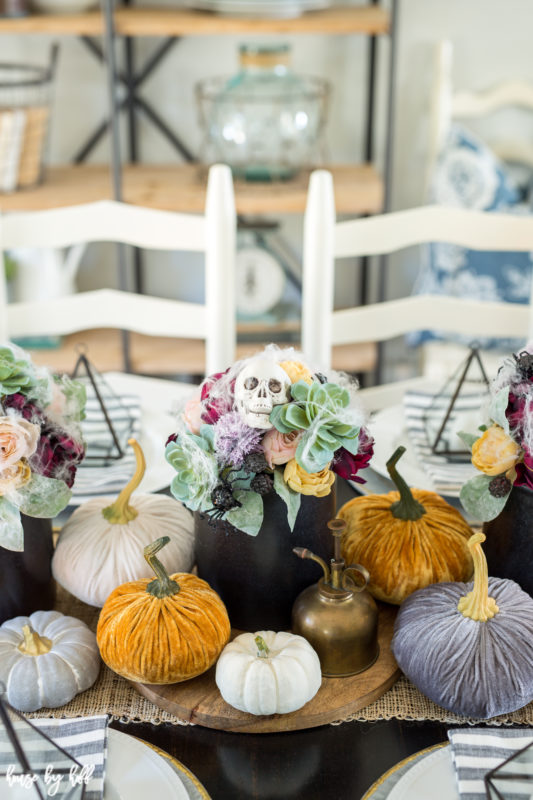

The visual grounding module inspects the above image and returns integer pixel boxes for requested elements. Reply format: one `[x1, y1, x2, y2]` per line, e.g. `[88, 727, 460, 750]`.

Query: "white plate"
[387, 746, 458, 800]
[368, 405, 435, 492]
[105, 729, 189, 800]
[70, 372, 195, 506]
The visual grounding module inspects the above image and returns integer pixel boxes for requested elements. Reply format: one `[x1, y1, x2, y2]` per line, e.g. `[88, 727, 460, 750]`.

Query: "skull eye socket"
[244, 377, 259, 391]
[268, 379, 282, 393]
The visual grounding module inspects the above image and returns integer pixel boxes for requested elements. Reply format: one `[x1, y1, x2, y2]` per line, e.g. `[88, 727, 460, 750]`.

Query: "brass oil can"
[292, 518, 379, 677]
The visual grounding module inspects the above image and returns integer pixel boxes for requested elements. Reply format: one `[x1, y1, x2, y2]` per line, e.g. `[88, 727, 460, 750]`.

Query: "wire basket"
[0, 45, 58, 194]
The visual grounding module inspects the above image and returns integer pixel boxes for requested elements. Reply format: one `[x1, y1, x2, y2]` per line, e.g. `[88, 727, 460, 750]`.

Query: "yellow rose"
[471, 425, 522, 476]
[284, 458, 335, 497]
[0, 460, 32, 495]
[279, 360, 313, 385]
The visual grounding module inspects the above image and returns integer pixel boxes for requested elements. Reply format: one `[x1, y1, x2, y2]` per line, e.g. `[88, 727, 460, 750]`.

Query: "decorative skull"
[234, 357, 291, 429]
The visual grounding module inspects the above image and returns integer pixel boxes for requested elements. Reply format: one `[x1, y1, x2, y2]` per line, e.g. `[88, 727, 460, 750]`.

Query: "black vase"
[0, 515, 55, 624]
[195, 487, 336, 631]
[483, 485, 533, 597]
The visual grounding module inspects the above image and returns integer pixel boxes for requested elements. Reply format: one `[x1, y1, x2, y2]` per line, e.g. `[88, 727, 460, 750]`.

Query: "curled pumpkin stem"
[457, 533, 499, 622]
[386, 446, 426, 521]
[144, 537, 181, 599]
[102, 438, 145, 524]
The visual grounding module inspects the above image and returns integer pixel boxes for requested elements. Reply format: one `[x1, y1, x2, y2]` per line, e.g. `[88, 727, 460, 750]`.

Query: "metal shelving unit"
[0, 2, 399, 378]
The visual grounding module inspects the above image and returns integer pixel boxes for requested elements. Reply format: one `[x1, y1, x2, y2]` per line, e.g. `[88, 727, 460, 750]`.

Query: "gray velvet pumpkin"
[0, 610, 100, 712]
[392, 533, 533, 719]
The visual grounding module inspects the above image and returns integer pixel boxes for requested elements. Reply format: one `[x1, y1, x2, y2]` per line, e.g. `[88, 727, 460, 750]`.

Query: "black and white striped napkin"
[0, 714, 108, 800]
[403, 389, 482, 495]
[448, 728, 533, 799]
[72, 392, 141, 498]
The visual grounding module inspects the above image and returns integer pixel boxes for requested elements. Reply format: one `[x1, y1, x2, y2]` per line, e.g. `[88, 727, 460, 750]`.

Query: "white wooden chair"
[0, 163, 236, 378]
[302, 169, 533, 411]
[427, 39, 533, 193]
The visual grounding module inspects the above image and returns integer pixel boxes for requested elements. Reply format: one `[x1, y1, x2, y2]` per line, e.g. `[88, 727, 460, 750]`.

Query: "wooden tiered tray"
[131, 603, 399, 733]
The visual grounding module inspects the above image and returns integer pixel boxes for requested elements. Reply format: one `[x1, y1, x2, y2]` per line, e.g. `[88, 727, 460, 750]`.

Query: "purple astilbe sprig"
[214, 411, 263, 469]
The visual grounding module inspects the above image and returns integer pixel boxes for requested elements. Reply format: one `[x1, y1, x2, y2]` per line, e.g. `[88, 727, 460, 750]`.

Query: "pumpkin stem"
[102, 438, 145, 525]
[457, 533, 499, 622]
[255, 635, 270, 658]
[387, 447, 426, 521]
[144, 537, 181, 598]
[18, 625, 52, 656]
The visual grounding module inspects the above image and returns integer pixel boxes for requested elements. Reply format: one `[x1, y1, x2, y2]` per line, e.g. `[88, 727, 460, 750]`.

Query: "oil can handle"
[342, 564, 370, 593]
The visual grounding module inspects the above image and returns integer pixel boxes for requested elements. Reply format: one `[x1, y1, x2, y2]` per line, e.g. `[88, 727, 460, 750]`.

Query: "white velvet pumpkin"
[215, 631, 322, 716]
[52, 440, 194, 607]
[0, 610, 100, 712]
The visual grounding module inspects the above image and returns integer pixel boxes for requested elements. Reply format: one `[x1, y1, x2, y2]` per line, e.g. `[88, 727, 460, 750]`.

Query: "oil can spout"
[293, 547, 330, 583]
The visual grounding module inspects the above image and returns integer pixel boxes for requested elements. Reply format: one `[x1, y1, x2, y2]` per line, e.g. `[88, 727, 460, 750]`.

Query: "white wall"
[3, 0, 533, 313]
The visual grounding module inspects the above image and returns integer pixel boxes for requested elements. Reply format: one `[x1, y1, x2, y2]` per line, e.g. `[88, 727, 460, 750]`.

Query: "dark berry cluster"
[250, 473, 274, 495]
[488, 475, 512, 498]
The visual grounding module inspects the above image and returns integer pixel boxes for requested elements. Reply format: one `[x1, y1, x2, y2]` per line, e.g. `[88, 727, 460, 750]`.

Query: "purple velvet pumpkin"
[392, 533, 533, 719]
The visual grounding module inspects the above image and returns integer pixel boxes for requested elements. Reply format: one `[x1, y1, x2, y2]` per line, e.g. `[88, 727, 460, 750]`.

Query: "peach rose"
[262, 429, 301, 468]
[284, 458, 335, 497]
[279, 360, 313, 385]
[472, 424, 522, 476]
[0, 416, 40, 471]
[183, 395, 203, 435]
[0, 460, 32, 495]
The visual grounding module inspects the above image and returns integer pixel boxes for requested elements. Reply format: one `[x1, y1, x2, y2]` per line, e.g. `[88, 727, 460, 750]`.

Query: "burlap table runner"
[22, 584, 533, 728]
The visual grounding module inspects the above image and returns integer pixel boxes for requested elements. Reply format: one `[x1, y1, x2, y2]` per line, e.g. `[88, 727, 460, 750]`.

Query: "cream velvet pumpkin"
[0, 610, 100, 712]
[215, 631, 322, 715]
[52, 439, 194, 607]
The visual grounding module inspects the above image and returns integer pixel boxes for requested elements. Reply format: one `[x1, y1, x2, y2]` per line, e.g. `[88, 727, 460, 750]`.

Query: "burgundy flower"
[3, 392, 43, 424]
[166, 432, 178, 446]
[200, 369, 234, 425]
[31, 427, 85, 489]
[332, 428, 374, 484]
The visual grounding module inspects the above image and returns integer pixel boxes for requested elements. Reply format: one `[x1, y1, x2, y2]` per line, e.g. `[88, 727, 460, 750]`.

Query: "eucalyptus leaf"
[273, 468, 301, 531]
[225, 490, 263, 536]
[16, 474, 72, 518]
[457, 431, 479, 451]
[460, 474, 509, 522]
[0, 498, 23, 551]
[489, 387, 510, 434]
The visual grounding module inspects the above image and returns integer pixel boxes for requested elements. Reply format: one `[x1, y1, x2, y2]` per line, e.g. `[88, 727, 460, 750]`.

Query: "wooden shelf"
[0, 6, 389, 36]
[26, 329, 377, 376]
[0, 163, 383, 215]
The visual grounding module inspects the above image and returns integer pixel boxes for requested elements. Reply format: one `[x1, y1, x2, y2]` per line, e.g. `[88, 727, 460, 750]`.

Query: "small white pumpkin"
[52, 439, 194, 607]
[215, 631, 322, 716]
[0, 610, 100, 712]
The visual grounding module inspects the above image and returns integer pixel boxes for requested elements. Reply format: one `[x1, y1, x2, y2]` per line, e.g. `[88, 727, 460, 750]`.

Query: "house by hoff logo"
[6, 763, 95, 796]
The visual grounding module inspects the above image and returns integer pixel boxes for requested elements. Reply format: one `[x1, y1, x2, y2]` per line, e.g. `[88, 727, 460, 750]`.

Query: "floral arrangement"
[460, 350, 533, 521]
[165, 348, 373, 536]
[0, 344, 86, 551]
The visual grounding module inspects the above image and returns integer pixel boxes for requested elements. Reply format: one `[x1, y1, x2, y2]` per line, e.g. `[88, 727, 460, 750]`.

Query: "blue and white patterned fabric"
[409, 124, 533, 349]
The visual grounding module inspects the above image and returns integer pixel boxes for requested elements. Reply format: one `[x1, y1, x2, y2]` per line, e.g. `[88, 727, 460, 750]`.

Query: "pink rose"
[0, 416, 40, 470]
[183, 395, 203, 435]
[262, 429, 301, 468]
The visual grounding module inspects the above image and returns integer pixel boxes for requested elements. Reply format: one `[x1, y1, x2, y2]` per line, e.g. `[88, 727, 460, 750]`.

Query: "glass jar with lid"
[196, 43, 330, 181]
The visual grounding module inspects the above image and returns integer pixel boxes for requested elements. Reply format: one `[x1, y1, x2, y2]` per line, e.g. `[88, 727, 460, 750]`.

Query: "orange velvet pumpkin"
[97, 536, 230, 684]
[338, 447, 474, 605]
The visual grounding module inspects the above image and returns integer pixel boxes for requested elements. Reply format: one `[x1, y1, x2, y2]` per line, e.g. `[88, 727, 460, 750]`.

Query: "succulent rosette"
[165, 347, 373, 537]
[460, 350, 533, 521]
[0, 343, 86, 551]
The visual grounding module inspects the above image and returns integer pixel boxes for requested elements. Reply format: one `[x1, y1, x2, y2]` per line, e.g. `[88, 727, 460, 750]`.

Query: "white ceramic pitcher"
[10, 243, 87, 303]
